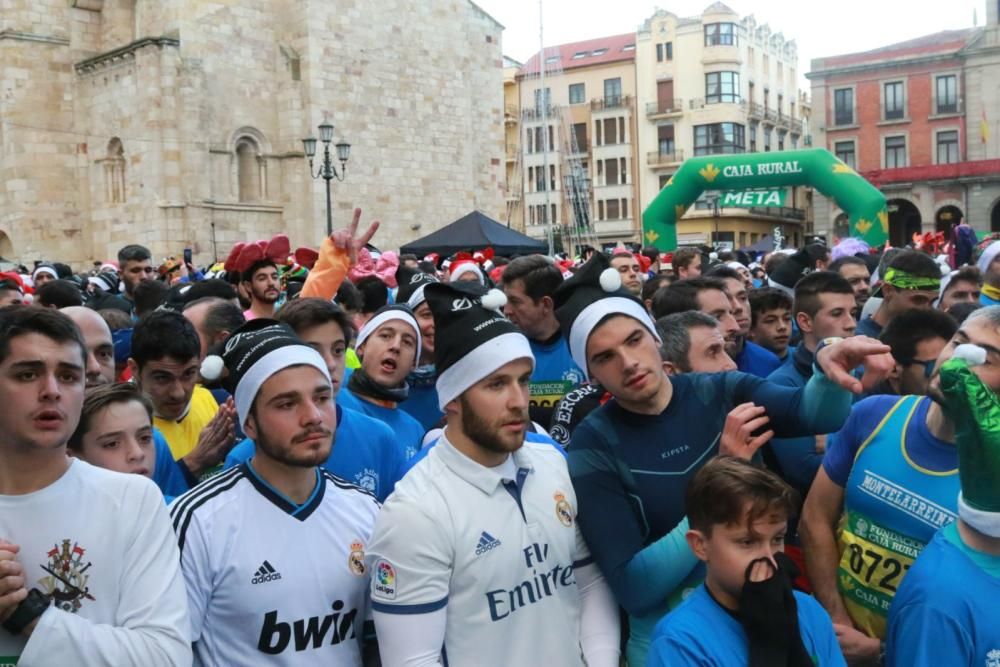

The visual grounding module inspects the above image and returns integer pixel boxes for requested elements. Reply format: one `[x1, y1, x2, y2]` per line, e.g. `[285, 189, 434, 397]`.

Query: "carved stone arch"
[230, 127, 269, 202]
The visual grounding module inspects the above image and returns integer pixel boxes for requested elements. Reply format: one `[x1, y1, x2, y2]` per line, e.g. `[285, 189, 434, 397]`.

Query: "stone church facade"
[0, 0, 505, 267]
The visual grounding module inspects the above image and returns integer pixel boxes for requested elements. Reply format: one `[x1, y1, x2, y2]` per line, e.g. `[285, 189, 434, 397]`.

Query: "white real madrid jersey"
[169, 462, 380, 666]
[0, 460, 191, 666]
[366, 434, 593, 667]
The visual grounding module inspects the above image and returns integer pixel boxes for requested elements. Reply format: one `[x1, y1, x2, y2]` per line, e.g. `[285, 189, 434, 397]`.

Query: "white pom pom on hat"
[953, 343, 987, 366]
[599, 267, 622, 293]
[200, 354, 225, 381]
[481, 288, 507, 311]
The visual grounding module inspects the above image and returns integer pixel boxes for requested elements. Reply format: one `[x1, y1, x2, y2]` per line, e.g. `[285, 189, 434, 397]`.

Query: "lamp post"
[302, 122, 351, 236]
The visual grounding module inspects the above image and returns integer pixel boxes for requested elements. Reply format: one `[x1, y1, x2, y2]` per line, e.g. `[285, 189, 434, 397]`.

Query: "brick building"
[0, 0, 505, 267]
[809, 6, 1000, 246]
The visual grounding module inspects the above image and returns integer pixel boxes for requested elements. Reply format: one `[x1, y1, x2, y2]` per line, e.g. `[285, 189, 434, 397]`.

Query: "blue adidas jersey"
[225, 405, 405, 503]
[567, 370, 854, 665]
[648, 584, 846, 667]
[887, 522, 1000, 667]
[339, 368, 425, 460]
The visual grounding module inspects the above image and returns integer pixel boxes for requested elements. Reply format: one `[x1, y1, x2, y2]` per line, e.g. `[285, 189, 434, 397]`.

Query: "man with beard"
[129, 310, 236, 480]
[117, 244, 155, 307]
[707, 265, 782, 377]
[556, 253, 894, 665]
[169, 320, 379, 665]
[366, 282, 620, 667]
[394, 265, 443, 430]
[222, 298, 405, 502]
[829, 256, 871, 317]
[241, 259, 281, 321]
[0, 307, 191, 665]
[338, 304, 425, 459]
[799, 309, 1000, 663]
[62, 306, 190, 499]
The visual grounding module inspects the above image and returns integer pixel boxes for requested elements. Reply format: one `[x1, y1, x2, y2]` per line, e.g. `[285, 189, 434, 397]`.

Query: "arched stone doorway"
[0, 231, 13, 260]
[887, 198, 921, 247]
[935, 205, 963, 233]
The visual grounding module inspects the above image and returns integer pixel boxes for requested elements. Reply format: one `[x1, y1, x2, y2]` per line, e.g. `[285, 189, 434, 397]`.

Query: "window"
[104, 137, 126, 204]
[569, 83, 585, 105]
[592, 48, 608, 56]
[658, 125, 675, 155]
[622, 43, 635, 51]
[791, 134, 799, 149]
[693, 123, 746, 156]
[659, 175, 671, 189]
[545, 56, 560, 64]
[602, 117, 618, 144]
[885, 135, 906, 168]
[936, 75, 958, 114]
[884, 81, 905, 120]
[937, 130, 959, 164]
[704, 22, 737, 46]
[777, 130, 785, 151]
[749, 123, 757, 152]
[705, 71, 740, 104]
[834, 88, 854, 126]
[572, 122, 588, 151]
[604, 78, 622, 104]
[763, 126, 772, 152]
[236, 138, 261, 202]
[656, 43, 663, 61]
[604, 159, 619, 186]
[572, 51, 588, 60]
[606, 199, 620, 219]
[665, 42, 673, 60]
[834, 141, 856, 168]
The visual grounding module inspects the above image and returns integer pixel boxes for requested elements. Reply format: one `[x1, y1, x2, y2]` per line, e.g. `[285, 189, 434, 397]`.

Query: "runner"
[241, 258, 281, 321]
[366, 281, 620, 667]
[0, 307, 190, 665]
[169, 319, 379, 665]
[656, 311, 737, 375]
[394, 265, 443, 430]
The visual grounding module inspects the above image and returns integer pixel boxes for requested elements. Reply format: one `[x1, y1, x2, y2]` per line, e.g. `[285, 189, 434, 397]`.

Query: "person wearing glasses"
[799, 307, 1000, 665]
[874, 309, 957, 397]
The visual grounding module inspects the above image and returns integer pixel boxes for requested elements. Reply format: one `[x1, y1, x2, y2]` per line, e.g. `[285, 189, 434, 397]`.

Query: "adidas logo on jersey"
[252, 560, 282, 585]
[475, 531, 502, 556]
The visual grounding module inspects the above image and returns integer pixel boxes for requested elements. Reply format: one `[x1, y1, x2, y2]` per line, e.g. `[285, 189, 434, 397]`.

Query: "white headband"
[569, 297, 660, 377]
[356, 309, 422, 365]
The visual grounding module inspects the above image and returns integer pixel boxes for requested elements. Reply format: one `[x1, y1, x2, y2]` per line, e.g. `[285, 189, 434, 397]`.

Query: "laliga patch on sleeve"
[373, 559, 397, 600]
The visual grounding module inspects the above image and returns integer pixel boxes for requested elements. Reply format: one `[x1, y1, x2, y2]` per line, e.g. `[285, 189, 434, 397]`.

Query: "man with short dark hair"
[183, 297, 246, 361]
[610, 251, 643, 296]
[656, 311, 736, 375]
[937, 266, 981, 312]
[672, 247, 702, 279]
[828, 256, 871, 314]
[0, 279, 23, 307]
[117, 244, 154, 302]
[877, 309, 957, 397]
[705, 265, 782, 377]
[129, 310, 235, 478]
[241, 259, 280, 321]
[503, 255, 584, 422]
[0, 307, 191, 665]
[641, 274, 672, 314]
[857, 250, 941, 338]
[132, 279, 169, 317]
[34, 280, 83, 309]
[748, 288, 793, 362]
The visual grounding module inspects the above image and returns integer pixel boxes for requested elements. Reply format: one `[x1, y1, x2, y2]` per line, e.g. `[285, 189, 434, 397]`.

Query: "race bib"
[837, 512, 923, 639]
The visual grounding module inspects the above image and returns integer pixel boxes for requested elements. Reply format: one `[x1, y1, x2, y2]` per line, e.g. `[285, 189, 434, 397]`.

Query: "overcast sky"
[476, 0, 983, 87]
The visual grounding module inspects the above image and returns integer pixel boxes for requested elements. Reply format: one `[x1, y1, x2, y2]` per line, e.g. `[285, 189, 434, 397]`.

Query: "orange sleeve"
[301, 238, 350, 301]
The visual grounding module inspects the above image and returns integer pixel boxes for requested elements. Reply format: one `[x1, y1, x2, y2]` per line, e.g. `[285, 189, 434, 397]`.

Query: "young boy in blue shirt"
[648, 457, 845, 667]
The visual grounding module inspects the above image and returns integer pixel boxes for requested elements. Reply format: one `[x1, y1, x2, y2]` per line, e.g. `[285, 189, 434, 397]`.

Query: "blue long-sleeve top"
[567, 369, 852, 665]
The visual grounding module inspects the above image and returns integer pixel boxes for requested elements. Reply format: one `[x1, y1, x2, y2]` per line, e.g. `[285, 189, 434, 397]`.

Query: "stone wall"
[0, 0, 504, 267]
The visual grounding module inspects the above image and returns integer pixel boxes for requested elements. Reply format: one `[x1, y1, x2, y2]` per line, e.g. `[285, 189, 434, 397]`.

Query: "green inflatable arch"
[641, 148, 887, 251]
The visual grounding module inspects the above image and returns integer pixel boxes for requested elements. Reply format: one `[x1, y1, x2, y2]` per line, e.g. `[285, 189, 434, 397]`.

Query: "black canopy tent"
[399, 211, 547, 257]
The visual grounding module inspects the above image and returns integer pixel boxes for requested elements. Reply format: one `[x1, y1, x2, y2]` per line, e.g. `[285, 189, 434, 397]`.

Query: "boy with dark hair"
[132, 278, 169, 317]
[672, 247, 702, 279]
[857, 250, 941, 338]
[128, 310, 235, 477]
[355, 274, 389, 328]
[241, 259, 280, 321]
[34, 279, 83, 309]
[0, 307, 191, 664]
[641, 274, 671, 313]
[749, 287, 794, 362]
[648, 457, 844, 666]
[937, 266, 981, 312]
[68, 383, 156, 479]
[877, 309, 957, 396]
[224, 298, 406, 501]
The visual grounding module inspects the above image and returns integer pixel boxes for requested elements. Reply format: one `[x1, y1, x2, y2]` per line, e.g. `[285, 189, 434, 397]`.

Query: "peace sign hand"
[331, 208, 380, 266]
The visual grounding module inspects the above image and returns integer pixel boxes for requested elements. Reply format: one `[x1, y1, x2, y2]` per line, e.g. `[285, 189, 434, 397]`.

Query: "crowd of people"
[0, 208, 998, 666]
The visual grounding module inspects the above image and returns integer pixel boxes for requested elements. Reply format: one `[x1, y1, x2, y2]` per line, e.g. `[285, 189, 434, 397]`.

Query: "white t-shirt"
[169, 463, 380, 666]
[0, 459, 191, 666]
[366, 433, 593, 667]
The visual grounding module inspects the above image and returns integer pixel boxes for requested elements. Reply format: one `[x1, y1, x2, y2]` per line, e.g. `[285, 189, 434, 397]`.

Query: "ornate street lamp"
[302, 122, 351, 236]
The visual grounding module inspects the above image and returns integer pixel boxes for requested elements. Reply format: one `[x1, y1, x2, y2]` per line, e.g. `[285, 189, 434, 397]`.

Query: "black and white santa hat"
[553, 252, 660, 376]
[199, 319, 330, 426]
[355, 304, 422, 361]
[394, 265, 439, 310]
[424, 281, 534, 410]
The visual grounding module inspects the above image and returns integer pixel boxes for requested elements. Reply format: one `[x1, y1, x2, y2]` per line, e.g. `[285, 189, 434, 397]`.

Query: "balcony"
[647, 149, 684, 168]
[646, 99, 684, 118]
[790, 118, 803, 134]
[689, 97, 745, 111]
[932, 98, 963, 116]
[591, 95, 632, 112]
[522, 105, 559, 121]
[567, 142, 589, 156]
[748, 206, 806, 221]
[747, 102, 764, 119]
[764, 108, 779, 124]
[504, 105, 519, 124]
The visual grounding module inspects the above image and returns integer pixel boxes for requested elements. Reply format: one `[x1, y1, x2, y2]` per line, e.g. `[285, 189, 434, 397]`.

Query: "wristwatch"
[812, 336, 845, 377]
[2, 588, 50, 635]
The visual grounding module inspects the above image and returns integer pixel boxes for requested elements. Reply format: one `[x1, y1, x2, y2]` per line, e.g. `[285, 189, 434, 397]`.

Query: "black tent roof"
[399, 211, 547, 257]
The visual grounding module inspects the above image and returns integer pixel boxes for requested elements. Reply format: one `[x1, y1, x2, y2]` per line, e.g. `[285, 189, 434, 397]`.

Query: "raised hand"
[331, 208, 380, 266]
[815, 336, 894, 394]
[719, 402, 773, 460]
[182, 398, 237, 477]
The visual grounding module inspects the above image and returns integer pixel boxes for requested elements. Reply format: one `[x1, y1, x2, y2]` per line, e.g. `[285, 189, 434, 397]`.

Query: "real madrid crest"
[554, 491, 573, 527]
[348, 540, 366, 576]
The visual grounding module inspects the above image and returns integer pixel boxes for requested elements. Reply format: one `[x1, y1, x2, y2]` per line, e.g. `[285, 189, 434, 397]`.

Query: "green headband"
[883, 267, 940, 291]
